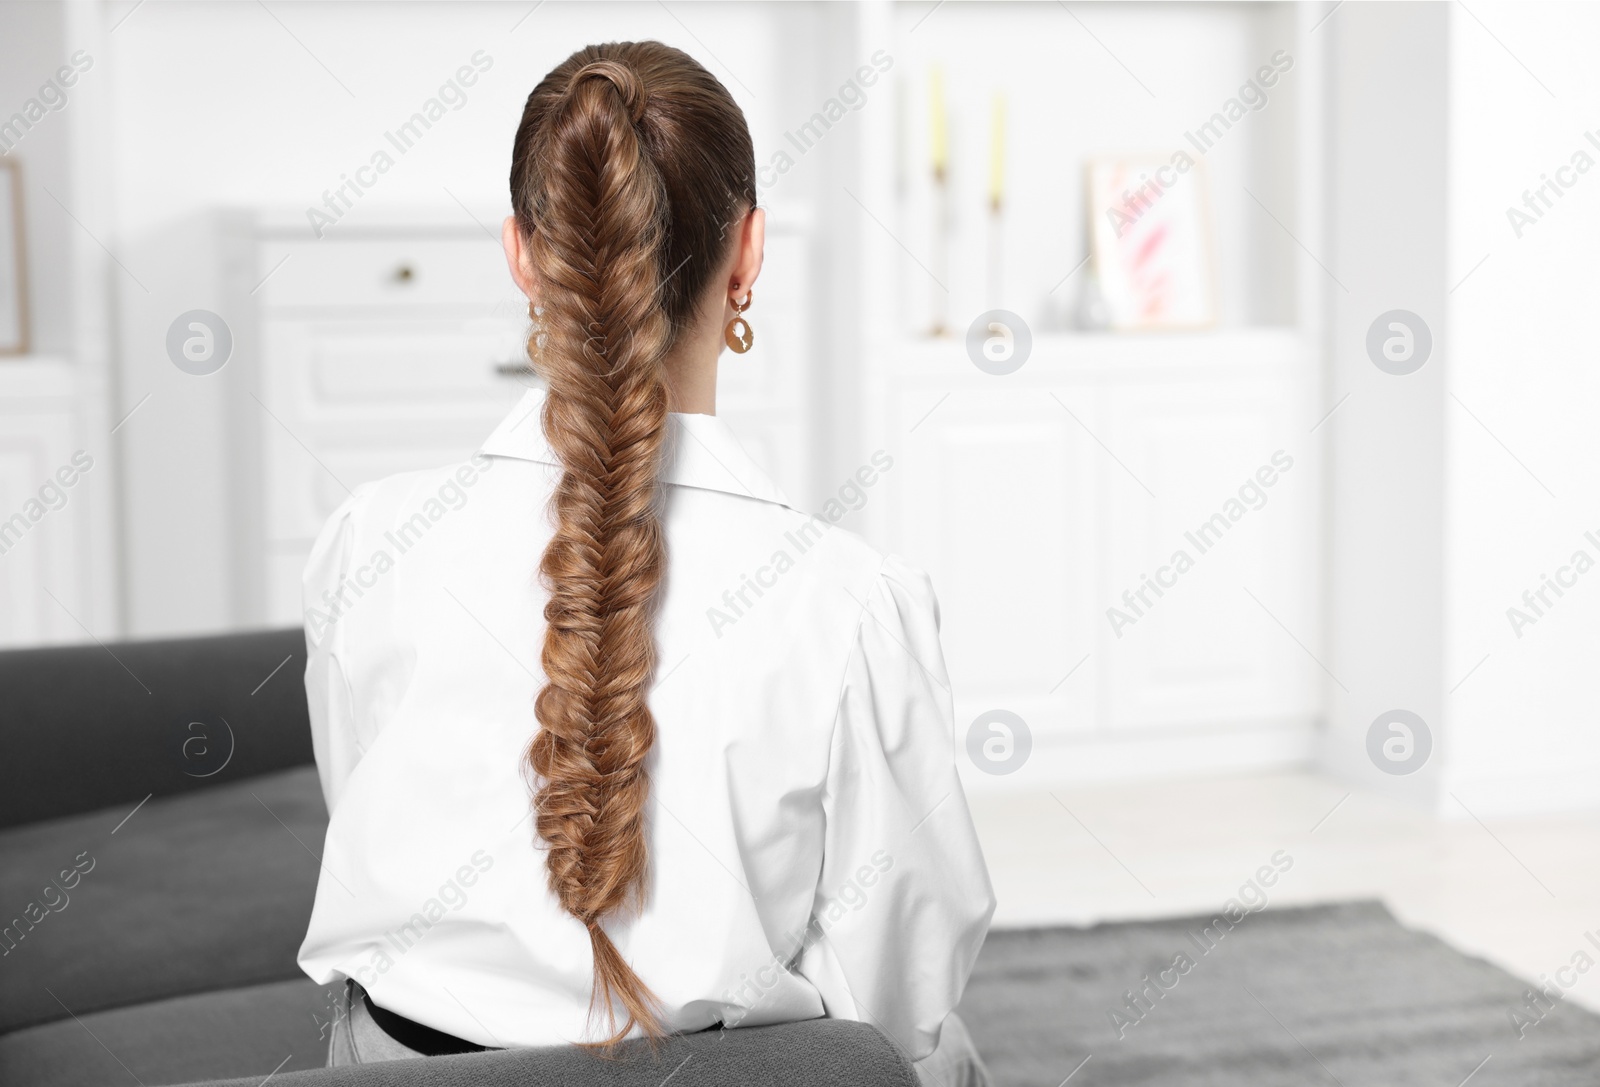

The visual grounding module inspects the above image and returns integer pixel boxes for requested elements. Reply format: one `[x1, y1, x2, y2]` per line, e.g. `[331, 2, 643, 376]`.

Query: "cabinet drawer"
[258, 237, 524, 312]
[263, 318, 531, 422]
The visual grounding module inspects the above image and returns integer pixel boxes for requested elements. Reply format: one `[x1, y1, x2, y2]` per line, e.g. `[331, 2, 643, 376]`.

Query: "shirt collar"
[478, 385, 798, 512]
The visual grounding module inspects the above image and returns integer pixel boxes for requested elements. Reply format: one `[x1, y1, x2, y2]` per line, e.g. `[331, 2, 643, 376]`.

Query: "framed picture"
[1085, 155, 1217, 331]
[0, 158, 28, 355]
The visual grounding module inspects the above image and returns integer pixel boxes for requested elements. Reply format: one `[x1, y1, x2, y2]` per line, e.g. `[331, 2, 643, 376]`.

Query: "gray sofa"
[0, 629, 917, 1087]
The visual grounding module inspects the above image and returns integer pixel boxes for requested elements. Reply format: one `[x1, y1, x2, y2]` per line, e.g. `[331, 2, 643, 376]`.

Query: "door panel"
[884, 384, 1097, 741]
[1102, 376, 1317, 730]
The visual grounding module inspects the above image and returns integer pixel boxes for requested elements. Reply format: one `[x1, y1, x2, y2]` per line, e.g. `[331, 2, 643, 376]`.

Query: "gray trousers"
[328, 980, 991, 1087]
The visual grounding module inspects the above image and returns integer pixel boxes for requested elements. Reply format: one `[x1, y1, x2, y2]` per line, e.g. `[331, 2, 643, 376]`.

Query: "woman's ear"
[501, 215, 538, 301]
[729, 207, 765, 298]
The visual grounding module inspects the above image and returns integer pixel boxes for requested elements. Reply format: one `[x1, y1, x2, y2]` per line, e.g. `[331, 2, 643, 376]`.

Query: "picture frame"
[1085, 154, 1218, 331]
[0, 158, 29, 355]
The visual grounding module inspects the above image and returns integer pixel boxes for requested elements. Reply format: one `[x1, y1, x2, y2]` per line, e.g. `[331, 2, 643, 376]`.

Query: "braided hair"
[509, 42, 755, 1046]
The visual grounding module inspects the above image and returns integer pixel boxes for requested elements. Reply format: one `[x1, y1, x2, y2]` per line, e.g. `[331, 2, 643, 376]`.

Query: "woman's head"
[502, 41, 756, 1046]
[504, 42, 762, 386]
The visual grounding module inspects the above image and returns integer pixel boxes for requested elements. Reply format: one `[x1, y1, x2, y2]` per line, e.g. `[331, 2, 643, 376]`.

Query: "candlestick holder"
[987, 196, 1003, 311]
[926, 66, 950, 338]
[930, 164, 950, 337]
[986, 92, 1006, 311]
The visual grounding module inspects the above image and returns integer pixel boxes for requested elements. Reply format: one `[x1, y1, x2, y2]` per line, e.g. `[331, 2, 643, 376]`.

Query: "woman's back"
[297, 386, 995, 1053]
[298, 40, 993, 1073]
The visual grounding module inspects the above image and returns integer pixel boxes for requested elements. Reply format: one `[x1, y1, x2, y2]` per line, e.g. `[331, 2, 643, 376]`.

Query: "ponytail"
[510, 43, 754, 1046]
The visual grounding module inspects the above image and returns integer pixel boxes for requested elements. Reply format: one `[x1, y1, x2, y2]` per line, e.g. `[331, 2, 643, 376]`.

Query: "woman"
[296, 41, 995, 1084]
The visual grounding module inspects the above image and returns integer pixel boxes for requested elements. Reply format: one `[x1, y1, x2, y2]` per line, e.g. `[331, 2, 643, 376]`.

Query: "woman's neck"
[662, 316, 722, 416]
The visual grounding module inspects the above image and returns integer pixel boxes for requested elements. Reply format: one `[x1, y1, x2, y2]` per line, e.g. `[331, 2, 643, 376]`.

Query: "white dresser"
[0, 360, 111, 647]
[254, 225, 532, 625]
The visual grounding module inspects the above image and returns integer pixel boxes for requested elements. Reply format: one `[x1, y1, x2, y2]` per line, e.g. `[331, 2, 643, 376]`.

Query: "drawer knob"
[392, 264, 415, 284]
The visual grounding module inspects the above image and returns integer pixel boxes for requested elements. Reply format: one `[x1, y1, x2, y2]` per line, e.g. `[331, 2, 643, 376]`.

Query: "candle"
[929, 66, 947, 179]
[988, 92, 1006, 211]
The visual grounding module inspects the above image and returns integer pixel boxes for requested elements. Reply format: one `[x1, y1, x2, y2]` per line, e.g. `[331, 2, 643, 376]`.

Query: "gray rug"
[956, 900, 1600, 1086]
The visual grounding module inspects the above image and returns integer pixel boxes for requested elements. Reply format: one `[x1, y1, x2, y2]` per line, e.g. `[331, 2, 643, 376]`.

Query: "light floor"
[969, 771, 1600, 1013]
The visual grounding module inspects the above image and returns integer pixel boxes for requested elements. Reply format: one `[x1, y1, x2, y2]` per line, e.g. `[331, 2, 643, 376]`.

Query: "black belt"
[362, 989, 489, 1056]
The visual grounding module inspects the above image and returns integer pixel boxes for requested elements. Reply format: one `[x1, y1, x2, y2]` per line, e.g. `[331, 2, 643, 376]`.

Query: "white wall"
[1323, 2, 1449, 808]
[1324, 1, 1600, 818]
[1442, 1, 1600, 816]
[105, 2, 820, 241]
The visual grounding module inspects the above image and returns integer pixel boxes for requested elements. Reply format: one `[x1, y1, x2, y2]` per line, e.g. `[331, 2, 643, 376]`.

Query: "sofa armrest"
[0, 627, 311, 829]
[179, 1019, 920, 1087]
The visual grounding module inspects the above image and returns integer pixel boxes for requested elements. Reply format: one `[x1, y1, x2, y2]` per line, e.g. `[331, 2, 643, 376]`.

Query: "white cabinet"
[251, 238, 524, 630]
[863, 334, 1322, 787]
[0, 394, 77, 645]
[883, 379, 1098, 743]
[0, 362, 109, 648]
[1099, 366, 1318, 733]
[253, 232, 528, 626]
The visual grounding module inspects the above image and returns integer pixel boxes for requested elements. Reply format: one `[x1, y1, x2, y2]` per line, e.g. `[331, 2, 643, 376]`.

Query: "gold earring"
[724, 289, 754, 353]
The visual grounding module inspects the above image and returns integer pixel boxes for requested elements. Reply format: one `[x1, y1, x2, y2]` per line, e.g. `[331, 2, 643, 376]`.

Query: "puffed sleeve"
[794, 555, 996, 1061]
[301, 484, 374, 814]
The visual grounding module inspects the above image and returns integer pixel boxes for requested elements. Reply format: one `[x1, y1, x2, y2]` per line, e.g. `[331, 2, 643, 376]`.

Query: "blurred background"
[3, 0, 1599, 1048]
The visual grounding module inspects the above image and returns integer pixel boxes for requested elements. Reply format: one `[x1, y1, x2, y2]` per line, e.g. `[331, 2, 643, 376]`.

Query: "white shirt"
[296, 387, 995, 1057]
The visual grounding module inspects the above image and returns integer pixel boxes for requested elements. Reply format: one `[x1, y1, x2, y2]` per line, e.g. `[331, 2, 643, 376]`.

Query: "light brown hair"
[509, 41, 755, 1045]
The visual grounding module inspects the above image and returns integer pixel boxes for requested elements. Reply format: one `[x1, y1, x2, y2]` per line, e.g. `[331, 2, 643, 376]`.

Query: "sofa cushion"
[0, 765, 325, 1033]
[0, 978, 328, 1087]
[0, 627, 311, 829]
[184, 1018, 919, 1087]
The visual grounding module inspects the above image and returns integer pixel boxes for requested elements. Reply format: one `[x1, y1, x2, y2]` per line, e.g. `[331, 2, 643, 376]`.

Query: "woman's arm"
[795, 554, 997, 1061]
[302, 484, 375, 814]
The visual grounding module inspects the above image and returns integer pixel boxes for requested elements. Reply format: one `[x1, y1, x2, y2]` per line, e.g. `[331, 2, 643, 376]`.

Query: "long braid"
[510, 41, 755, 1048]
[525, 59, 670, 1044]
